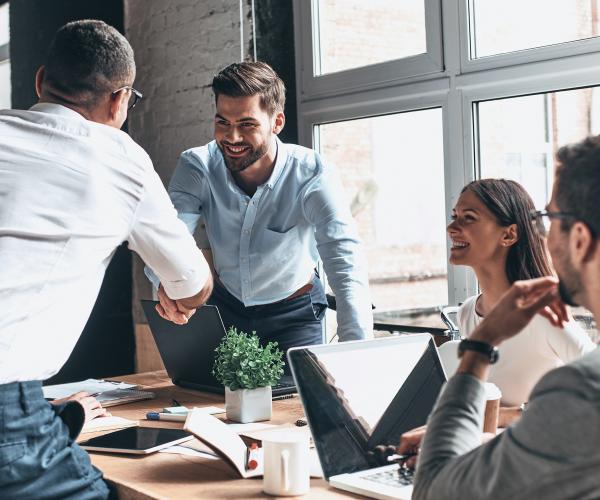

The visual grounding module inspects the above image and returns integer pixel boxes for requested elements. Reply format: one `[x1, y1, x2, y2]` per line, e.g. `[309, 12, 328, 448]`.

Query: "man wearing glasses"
[401, 136, 600, 499]
[0, 21, 212, 498]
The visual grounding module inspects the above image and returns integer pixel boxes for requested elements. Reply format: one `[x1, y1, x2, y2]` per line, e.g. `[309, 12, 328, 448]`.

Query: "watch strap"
[458, 339, 499, 364]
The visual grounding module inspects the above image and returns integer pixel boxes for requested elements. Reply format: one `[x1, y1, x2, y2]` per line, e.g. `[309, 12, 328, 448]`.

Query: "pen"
[145, 412, 187, 422]
[246, 442, 260, 470]
[387, 452, 418, 464]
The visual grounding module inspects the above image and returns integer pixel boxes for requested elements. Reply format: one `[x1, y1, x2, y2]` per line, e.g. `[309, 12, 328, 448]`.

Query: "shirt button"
[244, 229, 250, 235]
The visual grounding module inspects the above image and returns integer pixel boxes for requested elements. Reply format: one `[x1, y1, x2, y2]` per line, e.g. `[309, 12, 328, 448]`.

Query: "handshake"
[155, 284, 199, 325]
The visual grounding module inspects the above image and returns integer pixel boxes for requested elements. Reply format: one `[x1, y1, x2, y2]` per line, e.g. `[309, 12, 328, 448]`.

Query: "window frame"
[294, 0, 444, 101]
[0, 1, 10, 110]
[294, 0, 600, 308]
[459, 0, 600, 73]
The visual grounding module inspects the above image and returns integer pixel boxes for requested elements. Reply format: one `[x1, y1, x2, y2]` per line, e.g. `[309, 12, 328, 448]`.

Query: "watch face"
[489, 348, 499, 364]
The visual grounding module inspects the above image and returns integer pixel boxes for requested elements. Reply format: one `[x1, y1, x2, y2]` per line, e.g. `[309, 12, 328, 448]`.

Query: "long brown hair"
[462, 179, 552, 283]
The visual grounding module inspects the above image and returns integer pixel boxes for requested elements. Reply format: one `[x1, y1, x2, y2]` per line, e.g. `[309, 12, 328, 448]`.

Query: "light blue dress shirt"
[149, 138, 373, 341]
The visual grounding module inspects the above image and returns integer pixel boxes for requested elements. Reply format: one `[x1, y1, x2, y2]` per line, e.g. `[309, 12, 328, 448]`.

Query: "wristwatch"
[457, 339, 499, 364]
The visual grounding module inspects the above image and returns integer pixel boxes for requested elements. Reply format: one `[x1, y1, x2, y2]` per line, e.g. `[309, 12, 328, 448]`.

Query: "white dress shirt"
[458, 294, 595, 405]
[0, 103, 209, 383]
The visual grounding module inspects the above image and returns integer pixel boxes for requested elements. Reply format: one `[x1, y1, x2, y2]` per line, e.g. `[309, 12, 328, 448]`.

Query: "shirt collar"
[216, 137, 288, 193]
[265, 137, 287, 190]
[29, 102, 87, 121]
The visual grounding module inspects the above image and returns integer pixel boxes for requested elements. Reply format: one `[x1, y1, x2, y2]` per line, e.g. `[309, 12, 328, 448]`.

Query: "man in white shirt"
[0, 20, 212, 498]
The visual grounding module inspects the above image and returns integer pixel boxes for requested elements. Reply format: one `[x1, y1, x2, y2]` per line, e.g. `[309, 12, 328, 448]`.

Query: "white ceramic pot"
[225, 385, 272, 423]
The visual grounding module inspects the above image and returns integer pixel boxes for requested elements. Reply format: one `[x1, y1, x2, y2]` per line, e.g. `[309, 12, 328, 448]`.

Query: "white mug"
[262, 432, 310, 496]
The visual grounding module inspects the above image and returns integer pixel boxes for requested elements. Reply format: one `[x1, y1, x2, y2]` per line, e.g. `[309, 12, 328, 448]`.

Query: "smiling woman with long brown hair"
[447, 178, 594, 410]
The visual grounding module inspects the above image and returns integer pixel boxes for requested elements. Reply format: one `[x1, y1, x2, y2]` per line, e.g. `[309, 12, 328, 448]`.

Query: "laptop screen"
[288, 334, 446, 480]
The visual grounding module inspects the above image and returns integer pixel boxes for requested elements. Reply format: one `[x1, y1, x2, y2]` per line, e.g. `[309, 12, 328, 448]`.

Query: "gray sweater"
[413, 347, 600, 500]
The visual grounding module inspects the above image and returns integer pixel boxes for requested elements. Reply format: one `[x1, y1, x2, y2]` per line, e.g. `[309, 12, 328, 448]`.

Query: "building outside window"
[294, 0, 600, 340]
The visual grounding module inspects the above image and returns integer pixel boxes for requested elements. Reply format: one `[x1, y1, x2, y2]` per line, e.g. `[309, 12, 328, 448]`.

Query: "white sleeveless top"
[457, 294, 595, 406]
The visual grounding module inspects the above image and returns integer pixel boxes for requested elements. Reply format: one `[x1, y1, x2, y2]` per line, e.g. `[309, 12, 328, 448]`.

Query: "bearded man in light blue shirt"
[150, 62, 373, 358]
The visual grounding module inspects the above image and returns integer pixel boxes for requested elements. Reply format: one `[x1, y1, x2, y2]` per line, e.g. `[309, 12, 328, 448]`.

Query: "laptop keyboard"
[363, 466, 414, 487]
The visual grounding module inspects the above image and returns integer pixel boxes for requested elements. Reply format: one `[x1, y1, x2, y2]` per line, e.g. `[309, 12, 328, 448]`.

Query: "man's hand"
[156, 284, 196, 325]
[396, 425, 427, 469]
[397, 425, 496, 470]
[51, 391, 110, 424]
[470, 276, 560, 347]
[540, 298, 569, 328]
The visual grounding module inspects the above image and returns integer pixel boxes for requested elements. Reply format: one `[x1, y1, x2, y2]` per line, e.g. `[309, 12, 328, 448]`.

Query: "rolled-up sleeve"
[128, 168, 209, 300]
[303, 163, 373, 341]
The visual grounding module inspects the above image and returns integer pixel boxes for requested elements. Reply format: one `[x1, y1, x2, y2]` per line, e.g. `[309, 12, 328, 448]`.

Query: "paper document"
[81, 416, 138, 434]
[159, 445, 220, 460]
[43, 379, 138, 400]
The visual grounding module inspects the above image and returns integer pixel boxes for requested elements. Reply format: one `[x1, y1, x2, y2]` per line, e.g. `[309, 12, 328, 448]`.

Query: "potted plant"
[212, 327, 284, 423]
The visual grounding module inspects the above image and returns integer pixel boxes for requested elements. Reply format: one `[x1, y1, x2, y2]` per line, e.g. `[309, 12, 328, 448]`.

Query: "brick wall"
[125, 0, 252, 184]
[124, 0, 253, 326]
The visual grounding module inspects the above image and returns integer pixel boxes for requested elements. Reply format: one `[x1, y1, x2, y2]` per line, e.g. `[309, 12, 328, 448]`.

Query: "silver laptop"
[288, 334, 446, 500]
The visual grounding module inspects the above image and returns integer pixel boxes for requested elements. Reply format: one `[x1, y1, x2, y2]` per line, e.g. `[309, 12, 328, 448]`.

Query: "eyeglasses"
[530, 209, 577, 237]
[112, 85, 143, 110]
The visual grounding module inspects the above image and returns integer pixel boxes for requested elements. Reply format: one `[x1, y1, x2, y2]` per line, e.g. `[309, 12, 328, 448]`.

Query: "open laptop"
[288, 334, 446, 500]
[141, 300, 296, 397]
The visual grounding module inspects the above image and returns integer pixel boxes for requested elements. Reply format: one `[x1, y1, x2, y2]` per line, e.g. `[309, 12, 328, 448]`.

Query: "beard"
[558, 275, 580, 307]
[555, 251, 582, 307]
[220, 140, 269, 173]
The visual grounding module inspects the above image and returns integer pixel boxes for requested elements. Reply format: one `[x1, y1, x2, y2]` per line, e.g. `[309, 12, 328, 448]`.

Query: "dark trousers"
[0, 381, 109, 499]
[208, 276, 328, 373]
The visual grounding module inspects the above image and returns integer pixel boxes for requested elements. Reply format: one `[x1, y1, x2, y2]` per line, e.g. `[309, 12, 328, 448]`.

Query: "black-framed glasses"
[112, 85, 143, 110]
[530, 209, 576, 237]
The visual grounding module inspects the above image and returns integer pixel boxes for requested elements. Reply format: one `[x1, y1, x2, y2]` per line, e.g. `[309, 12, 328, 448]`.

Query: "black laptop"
[288, 334, 446, 499]
[141, 300, 296, 397]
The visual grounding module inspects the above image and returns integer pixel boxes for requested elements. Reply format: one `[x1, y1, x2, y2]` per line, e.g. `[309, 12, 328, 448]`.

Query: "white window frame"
[294, 0, 444, 101]
[294, 0, 600, 308]
[460, 0, 600, 73]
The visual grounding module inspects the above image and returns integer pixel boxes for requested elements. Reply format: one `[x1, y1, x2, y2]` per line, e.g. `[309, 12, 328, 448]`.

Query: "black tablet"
[79, 427, 193, 454]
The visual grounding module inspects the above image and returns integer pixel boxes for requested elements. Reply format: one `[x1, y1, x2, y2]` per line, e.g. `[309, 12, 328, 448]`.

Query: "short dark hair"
[555, 136, 600, 238]
[462, 179, 553, 283]
[212, 61, 285, 115]
[43, 20, 135, 108]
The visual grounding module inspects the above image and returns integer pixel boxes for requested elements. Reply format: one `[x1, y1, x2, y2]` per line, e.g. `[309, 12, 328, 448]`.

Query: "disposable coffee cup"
[483, 382, 502, 434]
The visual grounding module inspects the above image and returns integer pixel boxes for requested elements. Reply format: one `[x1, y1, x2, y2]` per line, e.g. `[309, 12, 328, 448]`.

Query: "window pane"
[0, 3, 8, 47]
[317, 109, 448, 336]
[477, 87, 600, 341]
[477, 87, 600, 208]
[470, 0, 600, 59]
[0, 61, 10, 109]
[315, 0, 426, 75]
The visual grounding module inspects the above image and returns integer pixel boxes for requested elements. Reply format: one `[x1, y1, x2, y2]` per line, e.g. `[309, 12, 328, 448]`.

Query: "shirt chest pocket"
[260, 225, 300, 263]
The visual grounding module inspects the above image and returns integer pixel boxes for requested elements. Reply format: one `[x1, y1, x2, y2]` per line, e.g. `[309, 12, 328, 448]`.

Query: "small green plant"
[212, 327, 285, 391]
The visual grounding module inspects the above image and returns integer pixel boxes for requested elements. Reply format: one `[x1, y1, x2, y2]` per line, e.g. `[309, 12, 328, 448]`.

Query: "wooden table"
[82, 371, 358, 499]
